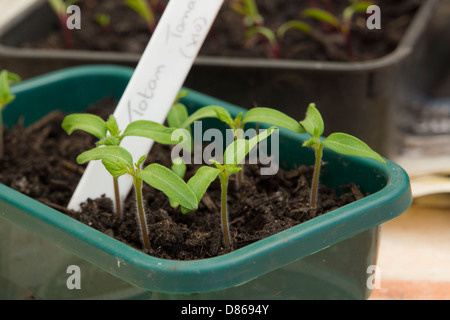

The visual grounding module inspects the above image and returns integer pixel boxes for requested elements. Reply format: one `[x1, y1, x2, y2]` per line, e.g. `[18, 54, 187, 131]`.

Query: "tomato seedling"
[299, 103, 385, 217]
[210, 127, 277, 249]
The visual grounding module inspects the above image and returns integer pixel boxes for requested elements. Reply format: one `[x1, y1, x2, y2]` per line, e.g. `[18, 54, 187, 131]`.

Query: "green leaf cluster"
[300, 103, 385, 165]
[230, 0, 264, 27]
[62, 114, 181, 147]
[48, 0, 79, 17]
[64, 88, 386, 250]
[0, 70, 21, 111]
[125, 0, 156, 32]
[179, 105, 304, 135]
[0, 69, 21, 159]
[302, 0, 373, 34]
[229, 0, 373, 60]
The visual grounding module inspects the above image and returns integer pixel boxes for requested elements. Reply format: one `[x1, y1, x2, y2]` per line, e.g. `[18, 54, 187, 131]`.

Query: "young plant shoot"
[125, 0, 157, 33]
[299, 103, 385, 218]
[230, 0, 312, 59]
[93, 13, 112, 33]
[301, 1, 373, 59]
[0, 70, 21, 159]
[62, 114, 181, 218]
[76, 146, 199, 251]
[178, 105, 303, 191]
[210, 127, 277, 249]
[48, 0, 79, 49]
[230, 0, 264, 27]
[62, 114, 125, 217]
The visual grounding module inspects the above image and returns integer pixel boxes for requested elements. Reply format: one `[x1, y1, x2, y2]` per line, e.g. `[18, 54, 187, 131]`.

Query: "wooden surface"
[370, 198, 450, 300]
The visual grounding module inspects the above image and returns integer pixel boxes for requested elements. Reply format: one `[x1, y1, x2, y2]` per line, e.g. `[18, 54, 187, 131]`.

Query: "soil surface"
[0, 99, 363, 260]
[20, 0, 422, 62]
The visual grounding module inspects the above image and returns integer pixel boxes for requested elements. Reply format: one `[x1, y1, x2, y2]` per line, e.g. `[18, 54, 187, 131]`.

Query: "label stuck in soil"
[68, 0, 224, 211]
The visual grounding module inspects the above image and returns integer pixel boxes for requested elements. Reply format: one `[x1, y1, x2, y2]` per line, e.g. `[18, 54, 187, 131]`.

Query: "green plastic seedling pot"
[0, 66, 412, 300]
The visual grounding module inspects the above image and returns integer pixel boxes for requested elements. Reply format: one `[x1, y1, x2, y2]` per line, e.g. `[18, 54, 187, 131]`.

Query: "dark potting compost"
[19, 0, 421, 62]
[0, 99, 363, 260]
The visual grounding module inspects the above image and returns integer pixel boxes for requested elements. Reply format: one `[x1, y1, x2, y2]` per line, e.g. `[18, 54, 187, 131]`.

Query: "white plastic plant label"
[68, 0, 224, 211]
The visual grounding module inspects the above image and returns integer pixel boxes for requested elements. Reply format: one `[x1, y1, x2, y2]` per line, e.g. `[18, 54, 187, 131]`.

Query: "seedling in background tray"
[47, 0, 79, 49]
[210, 127, 277, 249]
[125, 0, 158, 33]
[299, 103, 385, 218]
[93, 13, 111, 34]
[0, 70, 21, 159]
[230, 0, 312, 59]
[230, 0, 264, 27]
[301, 0, 374, 59]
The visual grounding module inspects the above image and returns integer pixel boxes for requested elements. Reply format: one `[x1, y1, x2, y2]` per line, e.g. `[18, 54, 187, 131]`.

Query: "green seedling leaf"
[98, 135, 121, 146]
[277, 20, 312, 39]
[125, 0, 155, 26]
[94, 13, 111, 27]
[77, 146, 134, 178]
[242, 107, 305, 133]
[230, 0, 263, 26]
[168, 103, 190, 129]
[187, 166, 220, 202]
[322, 132, 386, 164]
[101, 158, 130, 178]
[48, 0, 79, 16]
[167, 103, 194, 152]
[343, 1, 372, 27]
[210, 159, 225, 172]
[175, 89, 189, 103]
[181, 166, 220, 214]
[169, 157, 187, 208]
[171, 157, 187, 179]
[302, 8, 342, 30]
[224, 139, 250, 166]
[352, 1, 374, 13]
[136, 155, 147, 167]
[48, 0, 66, 16]
[0, 70, 20, 110]
[1, 70, 21, 85]
[105, 115, 120, 137]
[180, 105, 219, 128]
[61, 113, 107, 140]
[224, 126, 277, 165]
[77, 146, 134, 170]
[299, 103, 324, 137]
[180, 105, 234, 129]
[212, 107, 235, 127]
[139, 163, 198, 210]
[122, 120, 177, 145]
[245, 26, 277, 46]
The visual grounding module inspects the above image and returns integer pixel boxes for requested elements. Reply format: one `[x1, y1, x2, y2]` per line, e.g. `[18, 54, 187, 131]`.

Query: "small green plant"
[125, 0, 157, 33]
[299, 103, 385, 217]
[0, 70, 21, 159]
[93, 13, 111, 33]
[167, 89, 192, 149]
[178, 105, 303, 190]
[76, 146, 203, 250]
[62, 113, 180, 218]
[230, 0, 311, 59]
[48, 0, 79, 49]
[210, 127, 277, 249]
[301, 0, 373, 59]
[230, 0, 264, 27]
